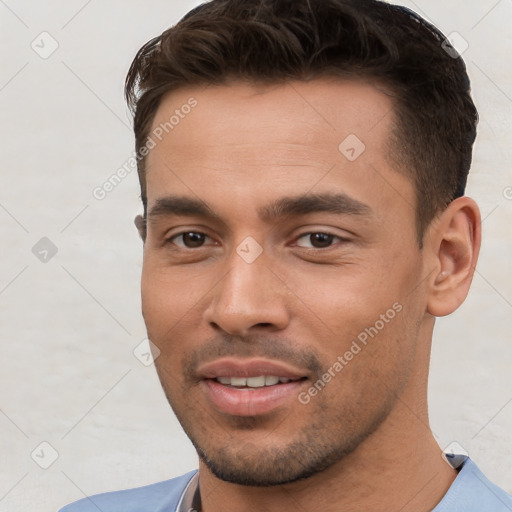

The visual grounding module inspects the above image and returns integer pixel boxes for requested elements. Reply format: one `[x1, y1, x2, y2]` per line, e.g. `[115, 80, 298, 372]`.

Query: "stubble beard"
[156, 367, 398, 487]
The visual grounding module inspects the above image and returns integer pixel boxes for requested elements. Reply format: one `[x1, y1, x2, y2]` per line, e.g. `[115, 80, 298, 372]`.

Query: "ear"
[134, 214, 146, 243]
[425, 197, 481, 317]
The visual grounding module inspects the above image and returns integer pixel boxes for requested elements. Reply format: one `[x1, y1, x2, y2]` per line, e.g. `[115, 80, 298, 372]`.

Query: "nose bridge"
[226, 248, 268, 302]
[204, 243, 289, 333]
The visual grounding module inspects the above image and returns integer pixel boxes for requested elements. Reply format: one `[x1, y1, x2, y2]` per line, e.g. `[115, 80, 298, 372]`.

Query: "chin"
[193, 433, 358, 487]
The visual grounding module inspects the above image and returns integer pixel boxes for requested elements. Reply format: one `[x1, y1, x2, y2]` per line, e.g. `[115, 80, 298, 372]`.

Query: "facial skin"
[135, 78, 480, 511]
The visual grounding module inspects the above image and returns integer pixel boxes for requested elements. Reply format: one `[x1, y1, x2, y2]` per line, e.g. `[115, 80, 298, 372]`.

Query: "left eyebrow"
[146, 192, 373, 225]
[258, 192, 373, 222]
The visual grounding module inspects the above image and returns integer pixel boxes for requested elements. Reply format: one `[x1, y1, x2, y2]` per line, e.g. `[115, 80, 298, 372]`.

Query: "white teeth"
[246, 376, 266, 388]
[230, 377, 247, 387]
[215, 376, 294, 387]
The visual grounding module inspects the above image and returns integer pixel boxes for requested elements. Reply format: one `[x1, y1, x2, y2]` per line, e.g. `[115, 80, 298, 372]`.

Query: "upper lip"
[197, 358, 308, 380]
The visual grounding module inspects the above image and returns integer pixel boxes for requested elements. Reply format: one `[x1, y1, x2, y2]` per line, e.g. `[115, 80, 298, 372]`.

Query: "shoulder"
[57, 470, 197, 512]
[434, 457, 512, 511]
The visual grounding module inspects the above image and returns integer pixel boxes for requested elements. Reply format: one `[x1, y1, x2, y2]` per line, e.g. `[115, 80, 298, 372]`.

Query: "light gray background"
[0, 1, 511, 510]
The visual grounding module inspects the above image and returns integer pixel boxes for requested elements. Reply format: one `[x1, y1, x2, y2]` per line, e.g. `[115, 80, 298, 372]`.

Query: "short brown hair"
[125, 0, 478, 244]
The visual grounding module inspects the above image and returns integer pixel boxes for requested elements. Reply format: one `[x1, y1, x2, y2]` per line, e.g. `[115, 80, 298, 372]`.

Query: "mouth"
[212, 375, 305, 388]
[197, 358, 309, 416]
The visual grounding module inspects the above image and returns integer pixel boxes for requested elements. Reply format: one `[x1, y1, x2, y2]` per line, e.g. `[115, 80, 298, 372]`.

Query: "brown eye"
[296, 232, 340, 249]
[169, 231, 210, 248]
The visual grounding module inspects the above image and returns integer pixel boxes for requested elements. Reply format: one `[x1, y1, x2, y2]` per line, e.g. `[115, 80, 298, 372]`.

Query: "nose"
[202, 247, 290, 336]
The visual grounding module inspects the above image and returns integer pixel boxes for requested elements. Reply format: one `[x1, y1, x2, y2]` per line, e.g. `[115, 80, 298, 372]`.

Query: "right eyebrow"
[147, 196, 219, 223]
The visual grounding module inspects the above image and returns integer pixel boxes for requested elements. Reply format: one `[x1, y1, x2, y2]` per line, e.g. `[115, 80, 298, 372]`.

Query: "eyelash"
[166, 231, 347, 250]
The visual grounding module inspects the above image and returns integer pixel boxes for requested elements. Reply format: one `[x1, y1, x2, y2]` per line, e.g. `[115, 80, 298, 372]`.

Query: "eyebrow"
[147, 192, 373, 224]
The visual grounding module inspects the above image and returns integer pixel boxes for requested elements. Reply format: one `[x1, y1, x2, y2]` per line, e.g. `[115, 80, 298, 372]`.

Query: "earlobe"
[426, 197, 481, 317]
[134, 214, 147, 243]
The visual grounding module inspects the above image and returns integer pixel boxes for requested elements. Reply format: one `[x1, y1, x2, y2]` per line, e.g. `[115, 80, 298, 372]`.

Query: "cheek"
[141, 269, 192, 387]
[141, 270, 169, 331]
[313, 308, 419, 424]
[285, 261, 419, 379]
[140, 261, 221, 380]
[286, 264, 401, 331]
[141, 262, 199, 339]
[141, 254, 212, 314]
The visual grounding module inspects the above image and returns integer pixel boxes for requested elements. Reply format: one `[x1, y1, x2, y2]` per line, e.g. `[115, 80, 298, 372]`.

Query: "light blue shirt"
[58, 456, 512, 511]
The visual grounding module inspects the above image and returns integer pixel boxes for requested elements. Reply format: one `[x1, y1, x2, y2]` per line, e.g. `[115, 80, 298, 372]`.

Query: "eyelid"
[294, 231, 349, 249]
[167, 230, 216, 248]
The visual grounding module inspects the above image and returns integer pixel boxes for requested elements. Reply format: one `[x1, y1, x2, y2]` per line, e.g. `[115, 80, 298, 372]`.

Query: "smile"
[214, 376, 303, 388]
[197, 358, 310, 416]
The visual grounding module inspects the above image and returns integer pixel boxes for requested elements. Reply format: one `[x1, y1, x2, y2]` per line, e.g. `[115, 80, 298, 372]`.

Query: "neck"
[198, 416, 456, 512]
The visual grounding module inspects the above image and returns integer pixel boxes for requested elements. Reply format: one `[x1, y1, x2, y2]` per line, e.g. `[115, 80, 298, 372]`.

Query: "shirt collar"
[176, 471, 201, 512]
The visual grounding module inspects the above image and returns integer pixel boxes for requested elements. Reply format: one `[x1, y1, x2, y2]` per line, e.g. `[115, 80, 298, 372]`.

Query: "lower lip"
[201, 379, 305, 416]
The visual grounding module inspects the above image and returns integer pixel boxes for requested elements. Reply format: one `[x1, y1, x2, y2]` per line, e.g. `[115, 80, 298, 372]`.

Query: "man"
[59, 0, 512, 510]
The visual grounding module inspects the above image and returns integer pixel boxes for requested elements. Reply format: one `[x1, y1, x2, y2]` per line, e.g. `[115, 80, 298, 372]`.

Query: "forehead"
[149, 77, 395, 150]
[144, 78, 413, 226]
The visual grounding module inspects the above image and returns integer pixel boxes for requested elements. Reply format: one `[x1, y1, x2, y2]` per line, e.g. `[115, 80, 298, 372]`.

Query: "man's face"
[139, 78, 429, 486]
